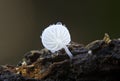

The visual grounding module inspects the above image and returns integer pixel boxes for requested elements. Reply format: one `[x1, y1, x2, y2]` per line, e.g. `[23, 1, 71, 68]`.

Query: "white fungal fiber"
[41, 22, 73, 59]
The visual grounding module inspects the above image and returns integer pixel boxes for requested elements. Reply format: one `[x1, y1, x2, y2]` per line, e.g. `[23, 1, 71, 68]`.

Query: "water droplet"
[56, 22, 62, 25]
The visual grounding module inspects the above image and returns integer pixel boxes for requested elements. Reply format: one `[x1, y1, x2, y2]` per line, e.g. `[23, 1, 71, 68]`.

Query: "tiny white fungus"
[41, 22, 73, 59]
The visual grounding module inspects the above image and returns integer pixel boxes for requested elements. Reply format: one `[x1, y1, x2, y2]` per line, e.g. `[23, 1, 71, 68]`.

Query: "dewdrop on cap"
[41, 22, 73, 59]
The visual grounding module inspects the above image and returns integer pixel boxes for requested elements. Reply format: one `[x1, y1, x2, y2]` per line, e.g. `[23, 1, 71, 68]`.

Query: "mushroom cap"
[41, 23, 71, 53]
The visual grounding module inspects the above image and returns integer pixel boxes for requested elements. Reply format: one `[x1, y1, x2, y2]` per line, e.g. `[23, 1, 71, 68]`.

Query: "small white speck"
[16, 71, 20, 74]
[22, 61, 27, 66]
[88, 50, 92, 54]
[15, 68, 19, 70]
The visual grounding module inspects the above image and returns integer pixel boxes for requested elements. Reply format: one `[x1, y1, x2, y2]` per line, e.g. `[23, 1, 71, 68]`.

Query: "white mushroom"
[41, 22, 73, 59]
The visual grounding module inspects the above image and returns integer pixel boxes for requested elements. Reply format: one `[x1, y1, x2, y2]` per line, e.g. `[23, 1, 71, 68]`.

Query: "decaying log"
[0, 34, 120, 81]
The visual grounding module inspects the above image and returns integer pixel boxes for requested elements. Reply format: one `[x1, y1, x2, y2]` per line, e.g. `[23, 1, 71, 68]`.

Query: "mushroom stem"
[63, 46, 73, 59]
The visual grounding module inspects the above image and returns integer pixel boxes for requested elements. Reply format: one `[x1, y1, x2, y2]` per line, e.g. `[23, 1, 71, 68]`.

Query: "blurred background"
[0, 0, 119, 64]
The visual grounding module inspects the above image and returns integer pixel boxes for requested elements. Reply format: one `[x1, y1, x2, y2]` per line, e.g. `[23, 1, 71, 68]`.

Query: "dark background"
[0, 0, 119, 64]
